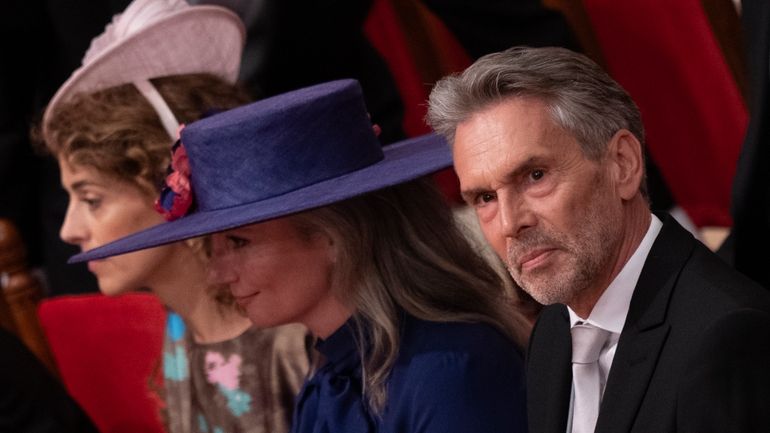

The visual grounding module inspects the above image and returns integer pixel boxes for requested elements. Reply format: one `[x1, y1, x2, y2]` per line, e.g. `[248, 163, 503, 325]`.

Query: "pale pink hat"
[43, 0, 245, 140]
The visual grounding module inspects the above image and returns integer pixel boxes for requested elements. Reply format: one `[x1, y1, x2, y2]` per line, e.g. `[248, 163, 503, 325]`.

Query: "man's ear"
[607, 129, 644, 200]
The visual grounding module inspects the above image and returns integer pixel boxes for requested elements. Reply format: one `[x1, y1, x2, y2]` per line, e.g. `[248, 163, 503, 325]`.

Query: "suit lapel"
[595, 216, 695, 433]
[527, 305, 572, 433]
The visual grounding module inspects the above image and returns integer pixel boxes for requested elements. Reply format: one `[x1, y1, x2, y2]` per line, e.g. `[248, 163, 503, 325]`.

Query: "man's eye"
[477, 192, 496, 204]
[226, 236, 248, 249]
[530, 169, 544, 181]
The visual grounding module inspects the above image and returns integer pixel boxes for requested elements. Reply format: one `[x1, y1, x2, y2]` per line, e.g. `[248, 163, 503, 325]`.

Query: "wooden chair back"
[0, 218, 58, 375]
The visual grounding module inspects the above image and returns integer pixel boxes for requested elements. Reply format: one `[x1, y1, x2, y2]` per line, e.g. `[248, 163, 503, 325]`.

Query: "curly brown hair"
[43, 73, 251, 195]
[42, 73, 251, 309]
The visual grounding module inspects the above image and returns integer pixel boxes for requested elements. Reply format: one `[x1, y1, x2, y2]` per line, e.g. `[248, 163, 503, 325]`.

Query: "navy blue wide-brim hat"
[71, 79, 452, 263]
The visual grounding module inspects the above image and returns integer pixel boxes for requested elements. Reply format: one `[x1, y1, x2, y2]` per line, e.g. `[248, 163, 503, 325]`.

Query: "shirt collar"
[568, 214, 663, 333]
[315, 319, 359, 367]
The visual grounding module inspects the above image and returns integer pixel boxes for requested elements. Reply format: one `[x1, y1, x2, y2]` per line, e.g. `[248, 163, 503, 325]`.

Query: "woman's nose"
[60, 202, 87, 247]
[206, 236, 238, 285]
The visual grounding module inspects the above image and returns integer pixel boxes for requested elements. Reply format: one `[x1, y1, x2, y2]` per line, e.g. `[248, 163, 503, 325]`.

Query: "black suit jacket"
[527, 216, 770, 433]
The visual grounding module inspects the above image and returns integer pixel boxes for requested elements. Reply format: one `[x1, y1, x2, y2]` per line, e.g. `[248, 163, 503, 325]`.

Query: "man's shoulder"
[636, 238, 770, 368]
[672, 241, 770, 316]
[643, 216, 770, 320]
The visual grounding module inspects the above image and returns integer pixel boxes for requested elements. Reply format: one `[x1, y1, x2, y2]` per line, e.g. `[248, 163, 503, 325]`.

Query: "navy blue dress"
[290, 315, 527, 433]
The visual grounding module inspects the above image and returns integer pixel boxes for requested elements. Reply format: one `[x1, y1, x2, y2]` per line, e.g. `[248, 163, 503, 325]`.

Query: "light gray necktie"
[570, 323, 610, 433]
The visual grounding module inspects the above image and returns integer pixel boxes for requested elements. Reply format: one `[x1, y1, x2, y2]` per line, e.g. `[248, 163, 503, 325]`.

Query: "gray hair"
[426, 46, 646, 162]
[291, 178, 530, 414]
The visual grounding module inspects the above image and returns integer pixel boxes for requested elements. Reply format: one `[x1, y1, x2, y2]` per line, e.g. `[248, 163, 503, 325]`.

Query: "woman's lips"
[87, 260, 104, 273]
[234, 291, 260, 307]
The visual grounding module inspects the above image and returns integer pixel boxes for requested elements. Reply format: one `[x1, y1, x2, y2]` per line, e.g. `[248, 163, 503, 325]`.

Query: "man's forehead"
[454, 101, 562, 158]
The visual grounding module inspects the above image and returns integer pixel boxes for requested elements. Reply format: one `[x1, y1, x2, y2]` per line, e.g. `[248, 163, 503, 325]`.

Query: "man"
[427, 46, 770, 433]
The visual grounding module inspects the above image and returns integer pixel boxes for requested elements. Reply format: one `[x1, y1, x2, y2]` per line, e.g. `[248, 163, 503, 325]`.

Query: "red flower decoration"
[155, 137, 195, 221]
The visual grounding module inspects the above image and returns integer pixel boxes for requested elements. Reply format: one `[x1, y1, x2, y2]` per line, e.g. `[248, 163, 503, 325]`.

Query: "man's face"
[452, 98, 623, 306]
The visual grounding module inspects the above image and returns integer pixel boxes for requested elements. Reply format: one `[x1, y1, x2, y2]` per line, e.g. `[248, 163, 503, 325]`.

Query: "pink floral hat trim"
[155, 125, 194, 221]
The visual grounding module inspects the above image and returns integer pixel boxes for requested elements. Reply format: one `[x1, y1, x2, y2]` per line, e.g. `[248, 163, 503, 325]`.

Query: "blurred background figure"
[719, 0, 770, 289]
[0, 327, 98, 433]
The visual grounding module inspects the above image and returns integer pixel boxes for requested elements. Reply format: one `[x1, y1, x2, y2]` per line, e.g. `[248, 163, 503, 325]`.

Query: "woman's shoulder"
[390, 316, 525, 389]
[380, 317, 527, 432]
[399, 316, 522, 362]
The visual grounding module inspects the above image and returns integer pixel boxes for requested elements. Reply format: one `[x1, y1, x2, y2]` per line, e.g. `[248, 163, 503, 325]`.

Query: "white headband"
[133, 79, 180, 139]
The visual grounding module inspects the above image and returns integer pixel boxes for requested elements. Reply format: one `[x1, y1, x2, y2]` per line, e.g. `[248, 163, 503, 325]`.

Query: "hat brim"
[43, 5, 244, 137]
[70, 134, 452, 263]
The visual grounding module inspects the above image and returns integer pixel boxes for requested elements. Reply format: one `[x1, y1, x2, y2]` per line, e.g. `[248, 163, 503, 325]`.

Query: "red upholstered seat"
[38, 293, 166, 433]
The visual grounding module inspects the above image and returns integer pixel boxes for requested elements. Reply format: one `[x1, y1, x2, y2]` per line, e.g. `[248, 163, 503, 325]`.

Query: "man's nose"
[498, 190, 536, 239]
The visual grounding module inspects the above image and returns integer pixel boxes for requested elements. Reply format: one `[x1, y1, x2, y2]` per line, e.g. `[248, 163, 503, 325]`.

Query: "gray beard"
[505, 214, 618, 306]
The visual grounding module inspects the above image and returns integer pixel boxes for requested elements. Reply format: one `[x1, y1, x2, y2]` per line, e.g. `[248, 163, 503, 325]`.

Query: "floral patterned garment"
[163, 312, 312, 433]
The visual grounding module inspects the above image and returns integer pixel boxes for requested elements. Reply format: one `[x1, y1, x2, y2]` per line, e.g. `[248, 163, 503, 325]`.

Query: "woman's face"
[207, 218, 350, 338]
[59, 158, 179, 296]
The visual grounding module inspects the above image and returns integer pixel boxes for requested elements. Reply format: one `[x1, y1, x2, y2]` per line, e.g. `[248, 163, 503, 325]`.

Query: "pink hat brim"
[43, 5, 245, 138]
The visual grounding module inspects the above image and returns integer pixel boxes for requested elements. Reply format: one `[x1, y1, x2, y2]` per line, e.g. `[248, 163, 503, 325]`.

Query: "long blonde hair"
[292, 178, 530, 413]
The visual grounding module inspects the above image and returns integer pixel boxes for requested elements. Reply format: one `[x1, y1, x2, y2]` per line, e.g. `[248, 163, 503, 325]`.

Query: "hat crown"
[85, 0, 187, 64]
[42, 0, 245, 139]
[181, 79, 384, 212]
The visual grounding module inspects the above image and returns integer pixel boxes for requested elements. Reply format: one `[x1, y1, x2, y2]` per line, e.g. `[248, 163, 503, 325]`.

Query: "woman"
[40, 1, 310, 432]
[71, 79, 530, 433]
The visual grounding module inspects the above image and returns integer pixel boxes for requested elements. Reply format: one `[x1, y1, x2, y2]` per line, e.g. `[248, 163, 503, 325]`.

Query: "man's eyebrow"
[502, 156, 548, 182]
[460, 187, 487, 204]
[459, 156, 549, 204]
